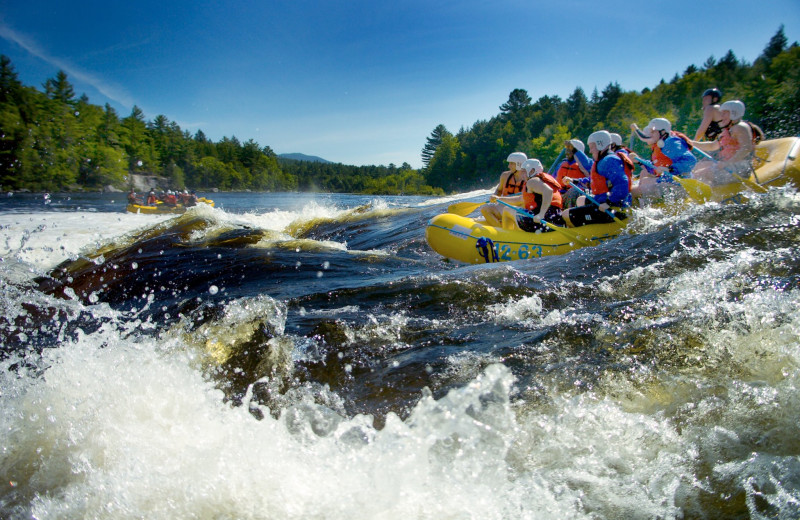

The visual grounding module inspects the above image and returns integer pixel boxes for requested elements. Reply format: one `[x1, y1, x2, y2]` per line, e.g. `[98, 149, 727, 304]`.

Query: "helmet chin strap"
[656, 130, 669, 148]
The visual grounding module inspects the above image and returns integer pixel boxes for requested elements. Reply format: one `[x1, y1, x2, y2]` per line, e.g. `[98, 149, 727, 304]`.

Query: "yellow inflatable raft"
[425, 212, 626, 264]
[426, 137, 799, 264]
[126, 197, 214, 214]
[709, 136, 800, 201]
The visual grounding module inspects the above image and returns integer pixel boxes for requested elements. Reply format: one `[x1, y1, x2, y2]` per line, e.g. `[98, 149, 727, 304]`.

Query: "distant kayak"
[126, 197, 214, 214]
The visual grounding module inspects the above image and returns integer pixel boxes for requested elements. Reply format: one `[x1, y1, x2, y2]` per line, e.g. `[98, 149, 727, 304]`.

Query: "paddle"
[547, 148, 566, 175]
[447, 200, 487, 216]
[673, 176, 713, 203]
[495, 199, 594, 246]
[565, 181, 626, 225]
[694, 147, 767, 193]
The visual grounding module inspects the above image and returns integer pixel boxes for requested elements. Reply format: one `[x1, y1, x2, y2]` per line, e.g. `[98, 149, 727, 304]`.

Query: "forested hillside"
[0, 61, 441, 195]
[421, 26, 799, 192]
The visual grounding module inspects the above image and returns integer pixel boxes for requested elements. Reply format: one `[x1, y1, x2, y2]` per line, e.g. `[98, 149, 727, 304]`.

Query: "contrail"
[0, 21, 134, 109]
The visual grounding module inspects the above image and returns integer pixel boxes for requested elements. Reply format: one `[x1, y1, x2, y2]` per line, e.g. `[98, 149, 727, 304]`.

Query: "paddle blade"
[675, 177, 712, 203]
[734, 174, 768, 193]
[447, 201, 485, 216]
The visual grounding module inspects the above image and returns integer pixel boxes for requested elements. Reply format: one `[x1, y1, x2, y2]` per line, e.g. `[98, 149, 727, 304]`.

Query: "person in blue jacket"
[562, 130, 631, 227]
[629, 117, 697, 200]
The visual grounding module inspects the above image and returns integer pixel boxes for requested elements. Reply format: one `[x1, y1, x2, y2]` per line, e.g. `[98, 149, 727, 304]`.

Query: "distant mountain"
[278, 153, 332, 163]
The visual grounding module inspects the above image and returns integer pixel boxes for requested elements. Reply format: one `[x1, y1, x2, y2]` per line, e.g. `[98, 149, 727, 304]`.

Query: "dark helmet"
[702, 88, 722, 103]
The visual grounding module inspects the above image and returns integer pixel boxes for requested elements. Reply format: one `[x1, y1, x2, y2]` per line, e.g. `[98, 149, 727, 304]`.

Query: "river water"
[1, 189, 799, 519]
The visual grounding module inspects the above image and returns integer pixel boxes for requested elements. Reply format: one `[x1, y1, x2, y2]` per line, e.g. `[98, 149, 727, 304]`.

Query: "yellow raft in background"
[126, 197, 215, 214]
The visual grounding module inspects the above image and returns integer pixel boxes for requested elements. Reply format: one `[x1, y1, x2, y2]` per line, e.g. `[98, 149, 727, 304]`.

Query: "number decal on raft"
[519, 244, 543, 259]
[498, 243, 544, 261]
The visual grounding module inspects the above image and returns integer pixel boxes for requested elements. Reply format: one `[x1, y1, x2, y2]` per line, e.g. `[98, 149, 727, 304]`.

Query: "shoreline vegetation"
[1, 27, 797, 196]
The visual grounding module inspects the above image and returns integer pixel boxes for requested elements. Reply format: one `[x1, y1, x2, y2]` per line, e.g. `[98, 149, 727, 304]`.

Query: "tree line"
[421, 26, 799, 193]
[0, 59, 442, 195]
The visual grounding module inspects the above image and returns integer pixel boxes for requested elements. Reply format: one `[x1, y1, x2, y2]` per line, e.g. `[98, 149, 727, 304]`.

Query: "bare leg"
[480, 203, 503, 227]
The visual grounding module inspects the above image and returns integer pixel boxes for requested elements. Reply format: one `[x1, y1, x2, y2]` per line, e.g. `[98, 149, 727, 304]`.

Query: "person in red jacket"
[163, 190, 178, 206]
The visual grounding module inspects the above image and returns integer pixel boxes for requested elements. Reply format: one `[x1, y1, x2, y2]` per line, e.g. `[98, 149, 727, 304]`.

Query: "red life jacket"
[590, 160, 608, 196]
[500, 171, 526, 196]
[651, 131, 694, 169]
[590, 151, 633, 195]
[556, 161, 585, 188]
[522, 173, 563, 211]
[651, 145, 672, 168]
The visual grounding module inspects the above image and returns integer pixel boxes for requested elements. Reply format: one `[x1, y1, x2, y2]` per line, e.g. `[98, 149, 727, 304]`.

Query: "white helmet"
[645, 118, 672, 136]
[506, 152, 527, 168]
[609, 133, 623, 147]
[720, 100, 745, 121]
[566, 139, 585, 153]
[521, 158, 543, 175]
[587, 130, 613, 151]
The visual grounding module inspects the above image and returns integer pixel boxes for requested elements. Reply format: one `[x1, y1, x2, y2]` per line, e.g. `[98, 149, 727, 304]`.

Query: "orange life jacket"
[650, 131, 693, 170]
[500, 171, 526, 196]
[556, 161, 585, 188]
[719, 123, 761, 161]
[590, 160, 608, 196]
[522, 173, 563, 211]
[718, 126, 740, 161]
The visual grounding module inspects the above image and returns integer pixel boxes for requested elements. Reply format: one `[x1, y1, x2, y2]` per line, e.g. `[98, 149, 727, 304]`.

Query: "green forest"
[0, 59, 440, 195]
[0, 26, 797, 196]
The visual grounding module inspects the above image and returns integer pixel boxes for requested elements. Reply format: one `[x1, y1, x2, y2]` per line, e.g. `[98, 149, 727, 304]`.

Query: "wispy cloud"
[0, 21, 134, 108]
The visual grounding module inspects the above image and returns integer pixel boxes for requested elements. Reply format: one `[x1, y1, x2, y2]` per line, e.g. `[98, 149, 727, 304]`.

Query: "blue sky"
[1, 1, 798, 168]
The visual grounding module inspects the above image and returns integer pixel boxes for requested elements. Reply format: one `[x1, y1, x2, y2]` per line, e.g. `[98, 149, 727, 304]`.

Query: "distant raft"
[425, 212, 626, 264]
[126, 198, 215, 214]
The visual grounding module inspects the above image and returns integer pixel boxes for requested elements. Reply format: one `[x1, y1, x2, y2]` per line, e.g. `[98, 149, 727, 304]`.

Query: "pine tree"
[421, 124, 450, 168]
[499, 88, 531, 115]
[762, 25, 788, 63]
[43, 70, 75, 104]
